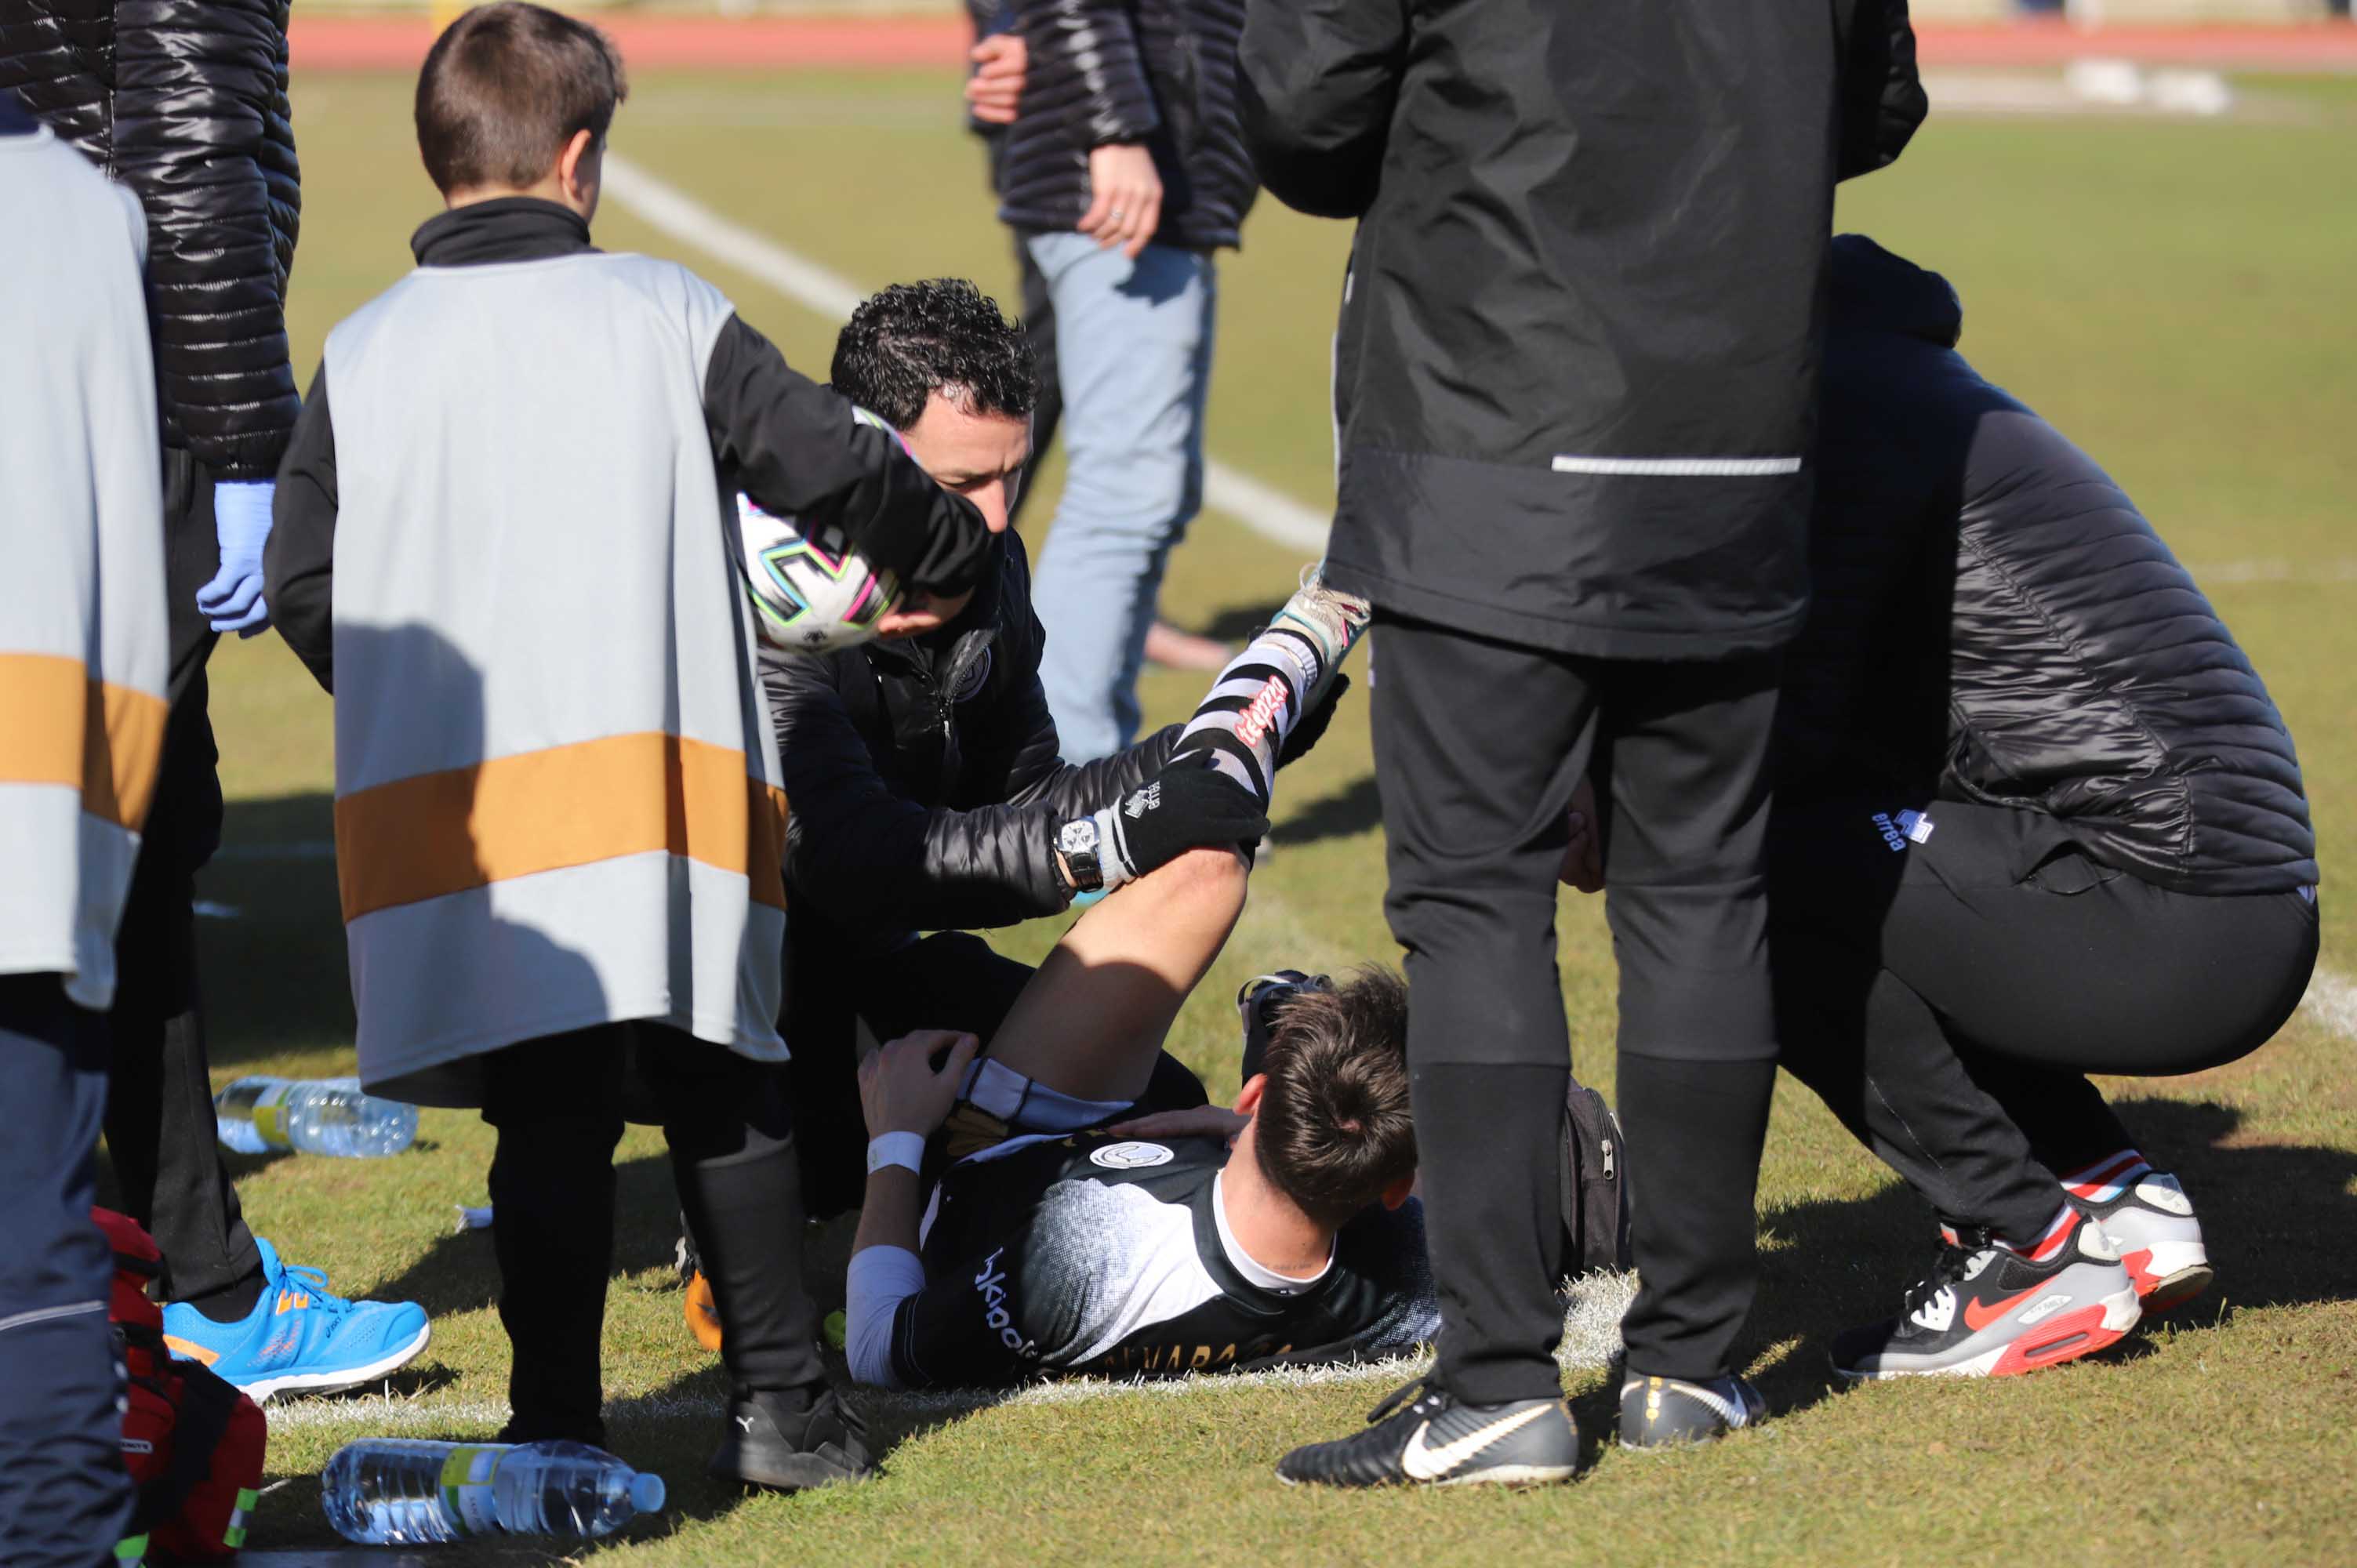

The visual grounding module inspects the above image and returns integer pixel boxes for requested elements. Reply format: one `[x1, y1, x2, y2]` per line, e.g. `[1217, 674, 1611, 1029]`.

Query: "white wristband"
[866, 1131, 926, 1176]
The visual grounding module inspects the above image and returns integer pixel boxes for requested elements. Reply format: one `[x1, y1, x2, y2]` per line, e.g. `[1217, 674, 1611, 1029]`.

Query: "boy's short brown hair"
[1251, 968, 1417, 1230]
[415, 2, 627, 196]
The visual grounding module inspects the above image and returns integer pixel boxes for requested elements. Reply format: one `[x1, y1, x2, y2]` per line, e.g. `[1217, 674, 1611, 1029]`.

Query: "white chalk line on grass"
[2296, 966, 2357, 1041]
[263, 1272, 1636, 1432]
[599, 154, 1334, 556]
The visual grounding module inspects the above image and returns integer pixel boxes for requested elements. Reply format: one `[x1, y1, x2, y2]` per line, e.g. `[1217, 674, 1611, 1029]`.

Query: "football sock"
[1996, 1203, 2079, 1262]
[2057, 1148, 2154, 1203]
[1168, 626, 1324, 806]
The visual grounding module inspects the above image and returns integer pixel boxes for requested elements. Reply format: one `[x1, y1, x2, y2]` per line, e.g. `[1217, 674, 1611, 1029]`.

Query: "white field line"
[599, 154, 1333, 556]
[262, 1272, 1635, 1431]
[2297, 967, 2357, 1041]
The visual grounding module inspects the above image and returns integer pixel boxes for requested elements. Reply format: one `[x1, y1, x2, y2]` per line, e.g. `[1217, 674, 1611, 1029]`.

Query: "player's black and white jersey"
[866, 1127, 1439, 1388]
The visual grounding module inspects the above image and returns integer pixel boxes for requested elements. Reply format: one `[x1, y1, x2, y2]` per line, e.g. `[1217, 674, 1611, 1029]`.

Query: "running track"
[292, 13, 2357, 74]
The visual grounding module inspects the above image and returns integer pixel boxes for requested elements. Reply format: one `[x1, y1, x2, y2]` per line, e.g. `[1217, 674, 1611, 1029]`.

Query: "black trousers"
[104, 452, 256, 1307]
[480, 1023, 824, 1445]
[1370, 613, 1783, 1398]
[0, 975, 134, 1568]
[1772, 792, 2320, 1243]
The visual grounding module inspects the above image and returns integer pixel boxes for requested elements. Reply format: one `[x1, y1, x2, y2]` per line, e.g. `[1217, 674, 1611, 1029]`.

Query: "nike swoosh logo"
[1400, 1405, 1553, 1481]
[1962, 1284, 2046, 1332]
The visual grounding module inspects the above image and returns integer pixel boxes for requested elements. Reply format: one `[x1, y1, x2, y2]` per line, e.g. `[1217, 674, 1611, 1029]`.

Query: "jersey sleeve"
[885, 1238, 1037, 1389]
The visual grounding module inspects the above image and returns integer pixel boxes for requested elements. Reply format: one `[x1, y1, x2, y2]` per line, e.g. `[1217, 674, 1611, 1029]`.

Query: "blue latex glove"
[198, 479, 274, 635]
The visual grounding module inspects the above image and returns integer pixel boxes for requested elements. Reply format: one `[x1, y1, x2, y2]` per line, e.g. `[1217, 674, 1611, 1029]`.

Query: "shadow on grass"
[1269, 773, 1382, 847]
[1743, 1096, 2357, 1421]
[1198, 600, 1286, 644]
[196, 791, 358, 1072]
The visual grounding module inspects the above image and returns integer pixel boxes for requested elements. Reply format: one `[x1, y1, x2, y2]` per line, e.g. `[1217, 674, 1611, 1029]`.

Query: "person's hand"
[1078, 142, 1162, 260]
[1105, 765, 1269, 887]
[873, 586, 973, 641]
[859, 1029, 981, 1138]
[198, 479, 275, 636]
[966, 34, 1026, 125]
[1108, 1105, 1251, 1145]
[1276, 673, 1350, 769]
[1559, 775, 1603, 894]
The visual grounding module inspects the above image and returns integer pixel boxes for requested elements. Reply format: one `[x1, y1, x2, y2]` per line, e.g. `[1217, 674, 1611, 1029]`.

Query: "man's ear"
[1233, 1074, 1267, 1116]
[1380, 1171, 1415, 1210]
[557, 129, 597, 202]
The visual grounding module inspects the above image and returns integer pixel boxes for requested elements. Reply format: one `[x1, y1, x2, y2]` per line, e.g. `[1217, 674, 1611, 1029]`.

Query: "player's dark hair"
[830, 279, 1037, 432]
[1251, 968, 1416, 1231]
[415, 2, 626, 196]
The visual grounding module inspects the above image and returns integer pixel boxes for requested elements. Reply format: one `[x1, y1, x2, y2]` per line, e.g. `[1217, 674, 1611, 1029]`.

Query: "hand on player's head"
[860, 1030, 981, 1138]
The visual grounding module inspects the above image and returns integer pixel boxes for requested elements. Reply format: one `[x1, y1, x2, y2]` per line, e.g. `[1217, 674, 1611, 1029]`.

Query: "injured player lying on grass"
[841, 753, 1443, 1387]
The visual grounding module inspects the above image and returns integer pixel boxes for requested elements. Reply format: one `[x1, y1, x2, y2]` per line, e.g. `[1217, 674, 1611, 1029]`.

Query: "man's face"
[899, 390, 1031, 535]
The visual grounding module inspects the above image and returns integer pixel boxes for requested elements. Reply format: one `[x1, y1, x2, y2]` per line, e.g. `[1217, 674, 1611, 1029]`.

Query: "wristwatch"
[1058, 817, 1105, 894]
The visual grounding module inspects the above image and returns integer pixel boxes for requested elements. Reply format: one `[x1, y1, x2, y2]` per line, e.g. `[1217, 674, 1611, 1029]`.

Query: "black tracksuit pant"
[104, 452, 264, 1311]
[480, 1023, 824, 1446]
[0, 975, 134, 1568]
[1371, 612, 1783, 1399]
[1772, 792, 2319, 1244]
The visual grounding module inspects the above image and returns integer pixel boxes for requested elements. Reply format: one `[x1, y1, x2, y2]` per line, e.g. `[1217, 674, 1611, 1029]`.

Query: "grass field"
[150, 67, 2357, 1564]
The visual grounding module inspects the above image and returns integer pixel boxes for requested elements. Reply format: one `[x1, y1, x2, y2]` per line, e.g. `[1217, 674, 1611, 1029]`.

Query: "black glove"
[1276, 672, 1350, 769]
[1102, 764, 1271, 888]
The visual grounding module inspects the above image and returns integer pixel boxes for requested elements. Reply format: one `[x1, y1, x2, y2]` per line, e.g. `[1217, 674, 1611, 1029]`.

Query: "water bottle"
[215, 1076, 418, 1157]
[321, 1439, 666, 1544]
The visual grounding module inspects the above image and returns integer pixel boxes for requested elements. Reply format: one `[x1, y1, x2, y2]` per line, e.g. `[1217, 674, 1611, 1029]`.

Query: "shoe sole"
[238, 1320, 433, 1403]
[2122, 1242, 2214, 1313]
[708, 1450, 872, 1492]
[1835, 1284, 2142, 1381]
[1277, 1461, 1578, 1489]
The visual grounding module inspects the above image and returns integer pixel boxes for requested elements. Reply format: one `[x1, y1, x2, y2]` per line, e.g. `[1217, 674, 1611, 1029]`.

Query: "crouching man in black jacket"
[762, 280, 1349, 1219]
[1562, 238, 2319, 1382]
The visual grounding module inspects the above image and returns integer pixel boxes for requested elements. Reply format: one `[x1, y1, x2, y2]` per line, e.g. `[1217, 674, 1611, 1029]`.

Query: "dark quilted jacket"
[997, 0, 1254, 251]
[1779, 237, 2315, 895]
[1, 0, 300, 478]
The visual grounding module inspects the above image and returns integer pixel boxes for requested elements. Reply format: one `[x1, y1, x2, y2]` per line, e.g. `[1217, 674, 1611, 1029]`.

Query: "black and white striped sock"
[1166, 625, 1325, 807]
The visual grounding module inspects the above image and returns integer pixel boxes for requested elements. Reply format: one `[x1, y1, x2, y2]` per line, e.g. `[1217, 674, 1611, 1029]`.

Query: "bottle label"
[438, 1446, 502, 1534]
[249, 1082, 297, 1149]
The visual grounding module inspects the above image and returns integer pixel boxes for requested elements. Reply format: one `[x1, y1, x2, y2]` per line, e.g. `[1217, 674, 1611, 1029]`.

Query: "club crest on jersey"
[1090, 1140, 1175, 1170]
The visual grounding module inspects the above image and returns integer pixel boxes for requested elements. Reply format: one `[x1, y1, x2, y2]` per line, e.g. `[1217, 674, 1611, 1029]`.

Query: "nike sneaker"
[708, 1385, 876, 1492]
[1268, 563, 1373, 695]
[2064, 1158, 2213, 1312]
[159, 1237, 430, 1401]
[1618, 1374, 1767, 1448]
[1277, 1376, 1580, 1488]
[1830, 1213, 2140, 1380]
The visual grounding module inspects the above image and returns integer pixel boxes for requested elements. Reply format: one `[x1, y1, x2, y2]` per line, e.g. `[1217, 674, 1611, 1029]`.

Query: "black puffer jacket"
[997, 0, 1254, 251]
[0, 0, 300, 478]
[1241, 0, 1923, 659]
[1778, 236, 2315, 895]
[765, 529, 1181, 945]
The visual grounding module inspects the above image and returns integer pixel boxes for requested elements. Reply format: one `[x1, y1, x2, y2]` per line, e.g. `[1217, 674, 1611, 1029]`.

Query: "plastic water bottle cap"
[630, 1473, 666, 1515]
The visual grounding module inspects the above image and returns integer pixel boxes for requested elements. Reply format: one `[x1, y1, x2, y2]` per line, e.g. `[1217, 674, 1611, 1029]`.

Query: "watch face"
[1060, 819, 1099, 854]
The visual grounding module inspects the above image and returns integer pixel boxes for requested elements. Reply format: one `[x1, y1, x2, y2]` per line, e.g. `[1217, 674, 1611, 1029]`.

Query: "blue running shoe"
[161, 1237, 430, 1401]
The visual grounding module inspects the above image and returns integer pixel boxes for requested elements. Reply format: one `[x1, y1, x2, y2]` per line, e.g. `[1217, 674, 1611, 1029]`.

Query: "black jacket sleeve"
[112, 0, 302, 478]
[704, 314, 993, 597]
[264, 361, 336, 692]
[1025, 0, 1161, 147]
[1237, 0, 1409, 220]
[771, 650, 1074, 932]
[1837, 0, 1928, 181]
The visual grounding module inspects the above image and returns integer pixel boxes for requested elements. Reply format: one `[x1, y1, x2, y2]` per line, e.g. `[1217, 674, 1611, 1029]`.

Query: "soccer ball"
[735, 495, 902, 654]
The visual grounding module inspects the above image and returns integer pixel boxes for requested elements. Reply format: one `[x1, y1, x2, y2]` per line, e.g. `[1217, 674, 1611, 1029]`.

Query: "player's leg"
[481, 1028, 628, 1446]
[1597, 653, 1783, 1444]
[981, 843, 1249, 1105]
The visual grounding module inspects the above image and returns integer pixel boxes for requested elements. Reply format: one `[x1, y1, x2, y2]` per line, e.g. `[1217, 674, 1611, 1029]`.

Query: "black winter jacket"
[1, 0, 300, 478]
[997, 0, 1254, 251]
[1240, 0, 1925, 659]
[1778, 237, 2315, 896]
[767, 528, 1179, 945]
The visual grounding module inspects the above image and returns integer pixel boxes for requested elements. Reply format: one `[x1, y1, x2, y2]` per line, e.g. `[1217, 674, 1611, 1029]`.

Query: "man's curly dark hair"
[830, 278, 1038, 433]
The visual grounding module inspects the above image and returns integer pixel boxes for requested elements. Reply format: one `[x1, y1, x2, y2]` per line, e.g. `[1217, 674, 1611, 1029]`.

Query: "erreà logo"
[973, 1248, 1025, 1352]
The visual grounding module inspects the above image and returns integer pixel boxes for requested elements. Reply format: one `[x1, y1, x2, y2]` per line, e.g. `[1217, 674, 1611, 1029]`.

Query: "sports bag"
[94, 1208, 267, 1564]
[1558, 1081, 1632, 1276]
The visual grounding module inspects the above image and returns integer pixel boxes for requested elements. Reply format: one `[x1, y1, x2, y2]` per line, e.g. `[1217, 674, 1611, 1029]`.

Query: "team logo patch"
[1090, 1141, 1175, 1170]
